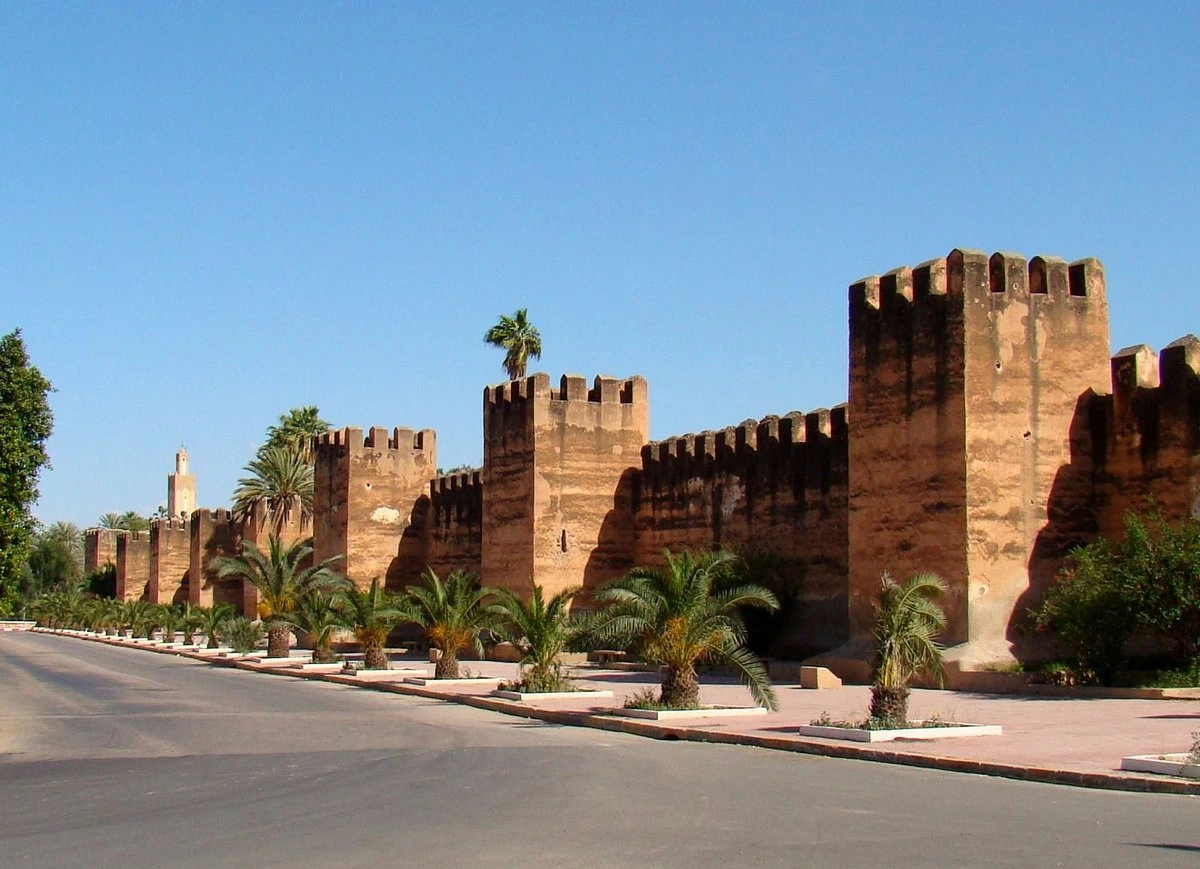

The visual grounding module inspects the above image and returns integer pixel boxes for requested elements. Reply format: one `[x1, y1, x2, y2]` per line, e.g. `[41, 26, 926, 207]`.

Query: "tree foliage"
[0, 330, 54, 617]
[402, 568, 499, 679]
[483, 308, 542, 381]
[264, 406, 329, 464]
[490, 584, 585, 693]
[231, 446, 315, 528]
[870, 571, 947, 724]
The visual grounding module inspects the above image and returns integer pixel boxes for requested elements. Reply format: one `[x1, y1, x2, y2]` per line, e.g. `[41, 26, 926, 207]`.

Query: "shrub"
[222, 617, 265, 653]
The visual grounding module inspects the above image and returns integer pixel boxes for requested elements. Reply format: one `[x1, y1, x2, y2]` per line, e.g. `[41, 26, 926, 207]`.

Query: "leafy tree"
[483, 308, 542, 381]
[264, 406, 329, 464]
[402, 568, 500, 679]
[231, 446, 315, 531]
[340, 578, 404, 669]
[490, 584, 585, 693]
[26, 532, 81, 598]
[870, 572, 948, 725]
[40, 521, 83, 574]
[0, 330, 54, 617]
[211, 536, 345, 658]
[589, 549, 779, 711]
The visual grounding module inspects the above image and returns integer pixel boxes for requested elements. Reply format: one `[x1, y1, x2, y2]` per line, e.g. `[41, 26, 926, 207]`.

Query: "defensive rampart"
[149, 518, 189, 605]
[115, 531, 150, 601]
[427, 470, 483, 579]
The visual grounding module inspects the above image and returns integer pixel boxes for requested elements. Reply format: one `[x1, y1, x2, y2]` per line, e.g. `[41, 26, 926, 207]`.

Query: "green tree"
[264, 406, 329, 464]
[403, 568, 499, 679]
[231, 446, 315, 531]
[870, 572, 948, 725]
[0, 330, 54, 617]
[26, 531, 81, 598]
[340, 578, 404, 669]
[40, 521, 83, 574]
[483, 308, 542, 381]
[490, 584, 585, 693]
[589, 549, 779, 711]
[211, 536, 344, 658]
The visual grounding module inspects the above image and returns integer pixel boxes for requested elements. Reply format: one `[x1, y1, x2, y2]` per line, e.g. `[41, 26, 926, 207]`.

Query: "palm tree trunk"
[267, 622, 290, 658]
[660, 664, 700, 709]
[869, 684, 909, 724]
[435, 649, 460, 679]
[362, 640, 389, 670]
[313, 640, 336, 664]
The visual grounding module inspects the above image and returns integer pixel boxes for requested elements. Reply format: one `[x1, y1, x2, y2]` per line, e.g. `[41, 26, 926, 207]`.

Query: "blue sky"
[3, 2, 1197, 528]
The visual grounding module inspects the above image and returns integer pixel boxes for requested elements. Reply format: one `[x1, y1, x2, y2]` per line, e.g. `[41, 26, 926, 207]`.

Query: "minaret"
[167, 447, 196, 519]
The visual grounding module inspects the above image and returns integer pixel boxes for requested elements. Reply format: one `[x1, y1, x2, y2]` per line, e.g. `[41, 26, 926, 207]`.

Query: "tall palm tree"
[230, 446, 315, 530]
[97, 513, 124, 530]
[211, 536, 345, 658]
[403, 568, 499, 679]
[483, 308, 542, 381]
[264, 406, 330, 464]
[590, 549, 780, 711]
[490, 584, 585, 692]
[870, 571, 948, 725]
[340, 578, 404, 669]
[98, 512, 149, 531]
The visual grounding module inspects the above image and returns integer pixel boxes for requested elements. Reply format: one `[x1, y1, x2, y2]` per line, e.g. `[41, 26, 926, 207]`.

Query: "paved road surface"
[1, 632, 1196, 867]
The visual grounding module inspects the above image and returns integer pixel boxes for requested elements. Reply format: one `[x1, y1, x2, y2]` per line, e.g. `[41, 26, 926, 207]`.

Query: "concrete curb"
[29, 629, 1200, 796]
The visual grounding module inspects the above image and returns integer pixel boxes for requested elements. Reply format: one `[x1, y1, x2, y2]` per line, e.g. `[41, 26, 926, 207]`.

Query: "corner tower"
[847, 249, 1110, 661]
[482, 373, 649, 599]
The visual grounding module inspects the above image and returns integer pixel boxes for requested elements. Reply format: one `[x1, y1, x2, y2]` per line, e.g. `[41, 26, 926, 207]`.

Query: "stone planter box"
[344, 668, 429, 680]
[796, 723, 1003, 743]
[404, 676, 504, 687]
[1121, 754, 1200, 779]
[493, 689, 615, 702]
[620, 706, 770, 721]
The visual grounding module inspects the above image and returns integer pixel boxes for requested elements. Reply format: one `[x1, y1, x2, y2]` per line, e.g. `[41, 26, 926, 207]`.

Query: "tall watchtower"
[847, 249, 1110, 661]
[482, 373, 649, 599]
[167, 447, 196, 519]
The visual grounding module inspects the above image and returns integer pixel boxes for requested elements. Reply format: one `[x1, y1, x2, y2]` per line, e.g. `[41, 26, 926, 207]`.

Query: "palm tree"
[211, 536, 344, 658]
[123, 599, 156, 638]
[198, 603, 236, 649]
[870, 572, 948, 725]
[97, 512, 124, 530]
[230, 446, 315, 531]
[403, 568, 499, 679]
[340, 578, 404, 669]
[264, 406, 330, 464]
[97, 512, 149, 531]
[155, 604, 182, 643]
[590, 549, 780, 711]
[286, 587, 350, 663]
[180, 602, 204, 645]
[490, 584, 585, 693]
[483, 308, 542, 381]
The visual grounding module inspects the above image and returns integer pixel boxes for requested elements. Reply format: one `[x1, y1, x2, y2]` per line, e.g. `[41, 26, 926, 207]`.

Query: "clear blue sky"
[4, 2, 1197, 529]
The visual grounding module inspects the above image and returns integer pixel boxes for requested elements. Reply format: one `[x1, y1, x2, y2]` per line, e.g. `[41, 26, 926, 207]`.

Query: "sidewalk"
[36, 629, 1200, 795]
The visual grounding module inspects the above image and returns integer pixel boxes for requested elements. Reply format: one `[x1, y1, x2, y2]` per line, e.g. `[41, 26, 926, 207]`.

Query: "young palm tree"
[870, 571, 948, 725]
[403, 568, 499, 679]
[230, 446, 315, 530]
[198, 602, 236, 649]
[211, 536, 344, 658]
[264, 406, 330, 464]
[490, 584, 585, 693]
[483, 308, 542, 381]
[155, 604, 182, 643]
[590, 549, 780, 711]
[286, 587, 350, 663]
[339, 578, 404, 669]
[180, 602, 204, 645]
[123, 598, 156, 638]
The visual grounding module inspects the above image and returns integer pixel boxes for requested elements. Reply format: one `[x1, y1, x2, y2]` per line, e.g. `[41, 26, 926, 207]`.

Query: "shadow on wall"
[579, 469, 640, 608]
[386, 494, 432, 592]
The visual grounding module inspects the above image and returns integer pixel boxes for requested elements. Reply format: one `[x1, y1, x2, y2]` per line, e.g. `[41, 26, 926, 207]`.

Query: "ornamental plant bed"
[619, 705, 770, 721]
[797, 715, 1002, 743]
[492, 689, 615, 702]
[1120, 755, 1200, 779]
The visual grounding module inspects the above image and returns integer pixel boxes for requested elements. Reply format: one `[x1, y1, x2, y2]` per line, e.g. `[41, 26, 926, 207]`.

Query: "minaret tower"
[167, 447, 196, 519]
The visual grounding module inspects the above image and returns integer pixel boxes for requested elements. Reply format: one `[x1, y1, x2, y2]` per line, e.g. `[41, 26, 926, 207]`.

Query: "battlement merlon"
[150, 517, 189, 532]
[314, 426, 436, 455]
[191, 508, 236, 525]
[485, 373, 648, 406]
[851, 249, 1106, 310]
[1111, 336, 1200, 405]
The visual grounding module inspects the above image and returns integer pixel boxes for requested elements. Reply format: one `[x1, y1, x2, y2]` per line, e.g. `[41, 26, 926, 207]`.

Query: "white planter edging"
[620, 706, 769, 721]
[405, 676, 504, 686]
[1121, 754, 1200, 779]
[493, 689, 615, 701]
[344, 667, 429, 680]
[797, 723, 1003, 743]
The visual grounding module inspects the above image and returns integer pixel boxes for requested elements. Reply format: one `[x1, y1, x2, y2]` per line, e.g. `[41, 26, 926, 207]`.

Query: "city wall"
[115, 531, 150, 601]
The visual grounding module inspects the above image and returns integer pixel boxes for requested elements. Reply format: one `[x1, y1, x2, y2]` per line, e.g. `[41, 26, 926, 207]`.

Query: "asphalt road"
[1, 632, 1197, 868]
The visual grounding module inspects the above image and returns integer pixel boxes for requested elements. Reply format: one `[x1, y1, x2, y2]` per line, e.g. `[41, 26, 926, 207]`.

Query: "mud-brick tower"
[313, 426, 437, 590]
[148, 518, 190, 605]
[84, 528, 122, 574]
[167, 448, 196, 519]
[482, 373, 649, 600]
[847, 249, 1110, 663]
[239, 503, 306, 617]
[115, 531, 150, 601]
[189, 508, 242, 608]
